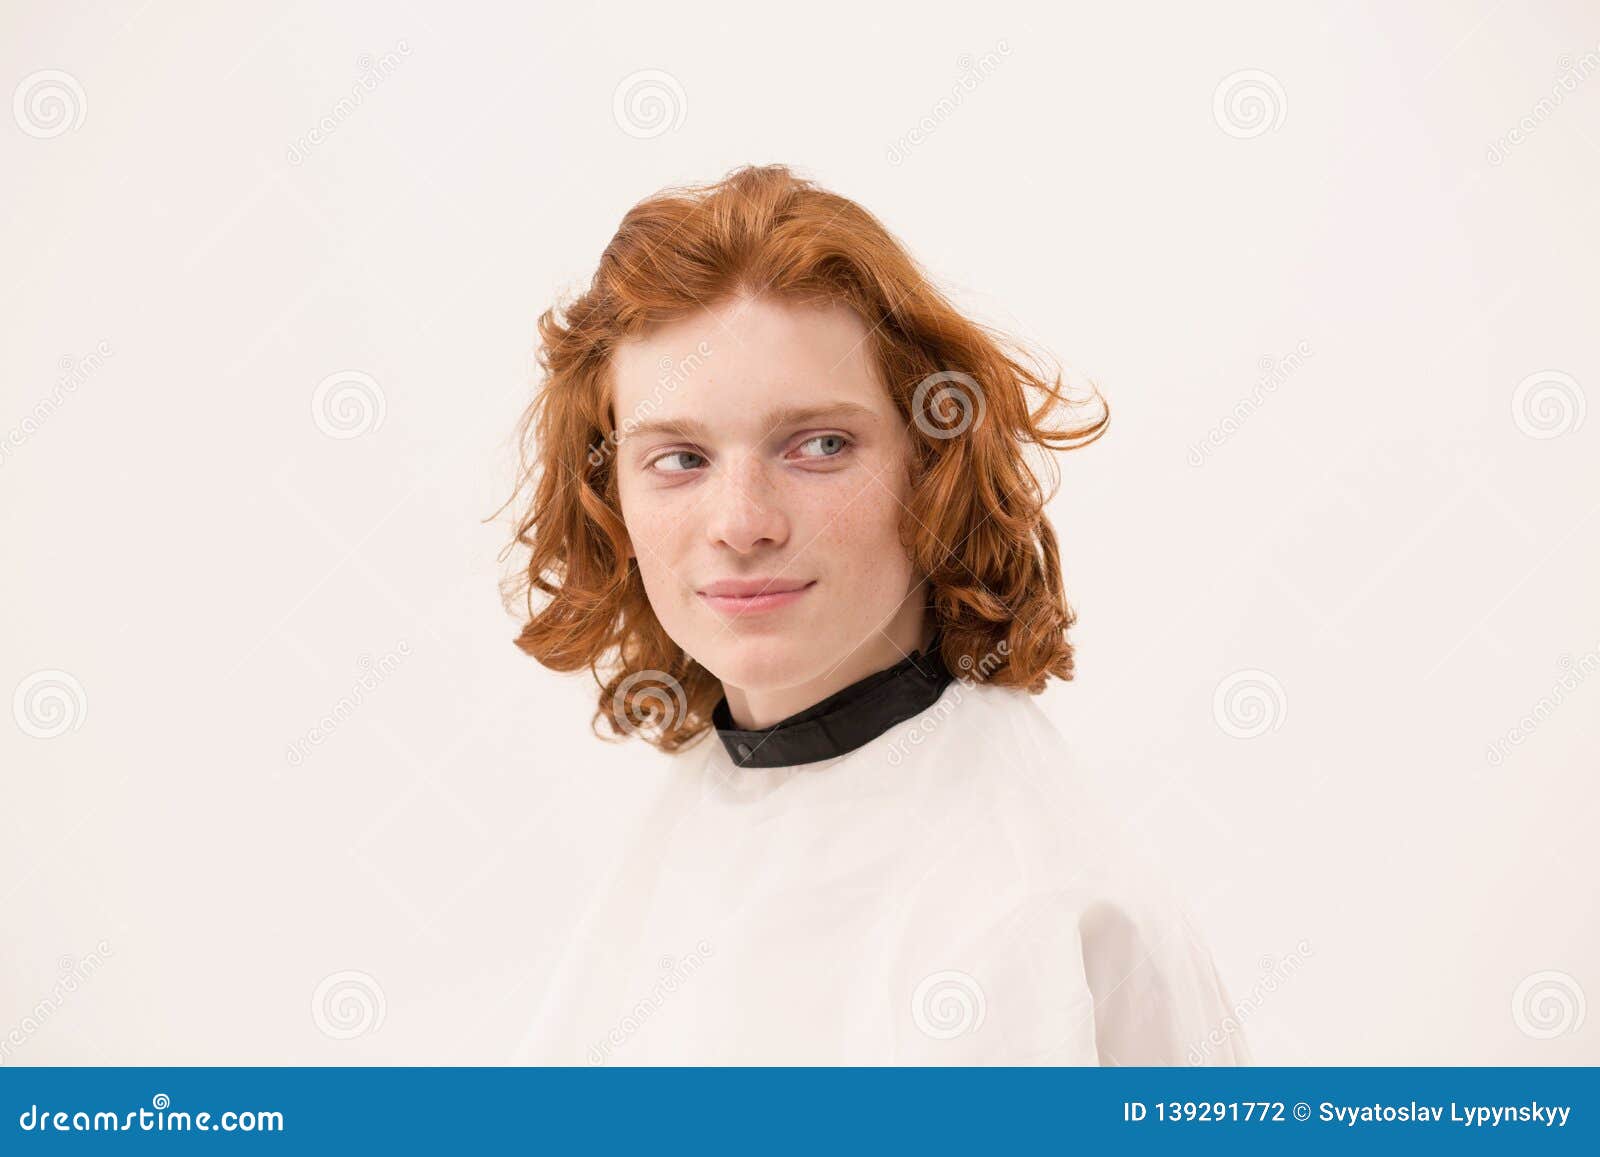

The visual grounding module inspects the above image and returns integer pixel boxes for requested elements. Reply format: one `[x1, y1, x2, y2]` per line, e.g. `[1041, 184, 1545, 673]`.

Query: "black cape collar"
[711, 633, 954, 769]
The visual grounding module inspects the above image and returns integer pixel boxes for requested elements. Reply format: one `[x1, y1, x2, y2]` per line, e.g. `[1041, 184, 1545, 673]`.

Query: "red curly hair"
[496, 163, 1107, 754]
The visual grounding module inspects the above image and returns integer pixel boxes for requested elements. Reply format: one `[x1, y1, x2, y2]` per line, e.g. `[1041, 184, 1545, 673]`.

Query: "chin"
[696, 629, 826, 694]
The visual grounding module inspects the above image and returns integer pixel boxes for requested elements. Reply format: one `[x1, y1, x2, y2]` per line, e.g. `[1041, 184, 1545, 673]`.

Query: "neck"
[722, 601, 933, 730]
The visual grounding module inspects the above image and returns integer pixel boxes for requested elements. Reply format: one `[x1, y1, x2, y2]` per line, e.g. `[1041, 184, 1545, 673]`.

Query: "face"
[611, 295, 925, 700]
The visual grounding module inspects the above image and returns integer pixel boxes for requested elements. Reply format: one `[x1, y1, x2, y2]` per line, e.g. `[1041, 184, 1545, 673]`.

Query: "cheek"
[618, 480, 677, 574]
[807, 472, 913, 586]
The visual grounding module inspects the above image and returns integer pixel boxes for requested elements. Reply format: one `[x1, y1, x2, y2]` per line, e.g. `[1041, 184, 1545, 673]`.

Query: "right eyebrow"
[617, 415, 710, 443]
[617, 401, 879, 446]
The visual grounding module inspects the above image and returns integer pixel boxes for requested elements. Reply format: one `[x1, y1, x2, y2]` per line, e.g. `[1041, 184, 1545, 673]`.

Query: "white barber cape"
[513, 676, 1249, 1065]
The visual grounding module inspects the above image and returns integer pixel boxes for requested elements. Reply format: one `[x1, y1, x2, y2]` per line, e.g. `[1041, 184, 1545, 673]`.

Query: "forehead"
[608, 295, 889, 419]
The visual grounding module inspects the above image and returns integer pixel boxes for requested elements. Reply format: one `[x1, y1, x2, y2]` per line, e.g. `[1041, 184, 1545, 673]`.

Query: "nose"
[703, 449, 790, 554]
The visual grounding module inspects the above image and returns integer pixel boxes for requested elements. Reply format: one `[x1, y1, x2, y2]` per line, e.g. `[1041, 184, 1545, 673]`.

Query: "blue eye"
[650, 450, 705, 473]
[796, 434, 848, 458]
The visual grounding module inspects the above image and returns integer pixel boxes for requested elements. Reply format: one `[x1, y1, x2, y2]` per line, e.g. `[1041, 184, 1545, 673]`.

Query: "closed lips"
[698, 578, 814, 598]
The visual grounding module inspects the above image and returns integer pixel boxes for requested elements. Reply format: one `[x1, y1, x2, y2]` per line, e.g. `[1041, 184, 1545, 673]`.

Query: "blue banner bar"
[2, 1067, 1595, 1152]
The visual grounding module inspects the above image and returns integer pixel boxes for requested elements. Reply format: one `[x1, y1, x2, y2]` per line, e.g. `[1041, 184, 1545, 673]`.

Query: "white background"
[2, 0, 1596, 1064]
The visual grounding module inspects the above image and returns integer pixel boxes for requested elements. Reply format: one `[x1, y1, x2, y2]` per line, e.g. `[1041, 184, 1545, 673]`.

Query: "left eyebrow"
[756, 401, 880, 431]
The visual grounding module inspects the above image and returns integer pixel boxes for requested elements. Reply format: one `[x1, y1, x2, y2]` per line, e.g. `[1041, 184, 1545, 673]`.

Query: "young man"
[501, 164, 1247, 1065]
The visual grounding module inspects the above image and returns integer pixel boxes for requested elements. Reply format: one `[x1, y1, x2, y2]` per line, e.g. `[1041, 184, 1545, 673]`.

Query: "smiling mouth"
[697, 580, 817, 616]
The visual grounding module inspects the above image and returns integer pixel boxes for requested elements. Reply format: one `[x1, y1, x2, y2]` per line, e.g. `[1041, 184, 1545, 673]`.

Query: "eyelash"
[647, 434, 852, 475]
